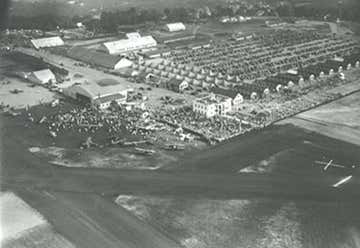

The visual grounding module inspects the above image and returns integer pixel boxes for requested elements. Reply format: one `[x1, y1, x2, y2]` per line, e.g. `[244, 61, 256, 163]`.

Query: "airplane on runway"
[314, 160, 357, 171]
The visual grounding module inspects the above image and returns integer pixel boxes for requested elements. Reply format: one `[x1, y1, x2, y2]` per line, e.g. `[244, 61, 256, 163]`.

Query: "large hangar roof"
[31, 36, 64, 49]
[66, 80, 130, 100]
[102, 36, 157, 55]
[67, 47, 132, 69]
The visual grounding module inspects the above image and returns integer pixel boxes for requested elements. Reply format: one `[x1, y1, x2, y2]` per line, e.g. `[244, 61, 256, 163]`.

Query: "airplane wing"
[332, 175, 353, 188]
[314, 160, 346, 169]
[324, 160, 333, 171]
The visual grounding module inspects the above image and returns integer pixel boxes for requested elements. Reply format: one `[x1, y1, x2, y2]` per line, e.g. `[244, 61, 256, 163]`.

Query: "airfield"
[2, 90, 360, 247]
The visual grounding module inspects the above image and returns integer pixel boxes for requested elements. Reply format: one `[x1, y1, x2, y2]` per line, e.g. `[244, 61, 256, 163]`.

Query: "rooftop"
[195, 93, 230, 105]
[69, 79, 130, 99]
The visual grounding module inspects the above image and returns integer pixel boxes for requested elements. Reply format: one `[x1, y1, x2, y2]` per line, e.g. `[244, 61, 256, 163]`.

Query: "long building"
[64, 79, 132, 109]
[100, 36, 157, 55]
[67, 47, 132, 70]
[31, 36, 64, 49]
[166, 22, 186, 32]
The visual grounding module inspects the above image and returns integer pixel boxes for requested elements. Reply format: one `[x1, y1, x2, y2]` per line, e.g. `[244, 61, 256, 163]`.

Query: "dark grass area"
[1, 52, 69, 77]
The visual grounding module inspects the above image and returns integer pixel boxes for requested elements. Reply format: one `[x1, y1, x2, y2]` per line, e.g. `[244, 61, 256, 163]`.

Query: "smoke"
[0, 0, 10, 30]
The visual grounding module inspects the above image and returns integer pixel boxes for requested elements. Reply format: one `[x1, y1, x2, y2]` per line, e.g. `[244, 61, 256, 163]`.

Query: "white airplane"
[314, 160, 357, 171]
[333, 175, 353, 188]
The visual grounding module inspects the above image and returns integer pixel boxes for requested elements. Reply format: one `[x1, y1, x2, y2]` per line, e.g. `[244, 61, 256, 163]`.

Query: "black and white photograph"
[1, 0, 360, 247]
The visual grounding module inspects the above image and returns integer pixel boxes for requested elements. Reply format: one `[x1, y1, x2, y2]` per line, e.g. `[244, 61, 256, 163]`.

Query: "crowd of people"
[158, 106, 243, 141]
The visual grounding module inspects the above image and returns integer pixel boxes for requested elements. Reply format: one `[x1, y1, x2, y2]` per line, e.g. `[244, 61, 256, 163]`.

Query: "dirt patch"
[30, 146, 178, 169]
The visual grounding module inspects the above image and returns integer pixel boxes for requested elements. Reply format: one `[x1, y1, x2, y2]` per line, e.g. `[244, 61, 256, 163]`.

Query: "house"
[63, 79, 131, 109]
[166, 22, 186, 32]
[165, 78, 189, 92]
[101, 36, 157, 55]
[27, 69, 56, 84]
[193, 93, 232, 118]
[211, 87, 244, 111]
[31, 36, 64, 49]
[67, 47, 133, 70]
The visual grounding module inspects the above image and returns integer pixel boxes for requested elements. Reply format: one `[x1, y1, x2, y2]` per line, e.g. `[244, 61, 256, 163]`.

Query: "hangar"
[67, 47, 133, 70]
[64, 79, 131, 109]
[101, 36, 157, 55]
[31, 36, 65, 49]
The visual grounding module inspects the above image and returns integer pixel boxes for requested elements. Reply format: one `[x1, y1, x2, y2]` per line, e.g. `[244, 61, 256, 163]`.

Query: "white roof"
[114, 58, 133, 69]
[31, 36, 64, 49]
[166, 22, 186, 32]
[31, 69, 56, 83]
[102, 36, 157, 55]
[126, 32, 141, 39]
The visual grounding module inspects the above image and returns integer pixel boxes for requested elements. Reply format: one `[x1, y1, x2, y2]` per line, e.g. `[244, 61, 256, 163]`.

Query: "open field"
[115, 195, 360, 248]
[0, 76, 55, 108]
[278, 90, 360, 146]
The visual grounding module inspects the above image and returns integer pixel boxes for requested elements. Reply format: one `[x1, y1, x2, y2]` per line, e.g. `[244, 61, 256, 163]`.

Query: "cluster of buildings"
[24, 22, 360, 121]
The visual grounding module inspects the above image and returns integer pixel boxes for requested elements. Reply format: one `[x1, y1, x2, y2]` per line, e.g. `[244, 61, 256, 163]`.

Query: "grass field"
[115, 194, 360, 248]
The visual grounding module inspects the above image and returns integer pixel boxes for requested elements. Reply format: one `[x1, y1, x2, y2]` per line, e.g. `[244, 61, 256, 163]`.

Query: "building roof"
[67, 80, 130, 100]
[126, 32, 141, 39]
[30, 69, 56, 83]
[211, 87, 240, 99]
[166, 22, 186, 32]
[67, 47, 131, 69]
[102, 36, 157, 54]
[31, 36, 64, 49]
[195, 93, 230, 105]
[95, 93, 126, 104]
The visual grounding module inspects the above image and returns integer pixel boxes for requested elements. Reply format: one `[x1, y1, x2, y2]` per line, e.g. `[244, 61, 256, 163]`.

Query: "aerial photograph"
[0, 0, 360, 247]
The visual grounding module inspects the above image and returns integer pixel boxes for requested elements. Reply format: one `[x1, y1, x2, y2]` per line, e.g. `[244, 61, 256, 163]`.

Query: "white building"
[27, 69, 56, 84]
[211, 87, 244, 111]
[31, 36, 64, 49]
[166, 22, 186, 32]
[64, 80, 132, 109]
[193, 93, 232, 118]
[101, 36, 157, 55]
[126, 32, 141, 39]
